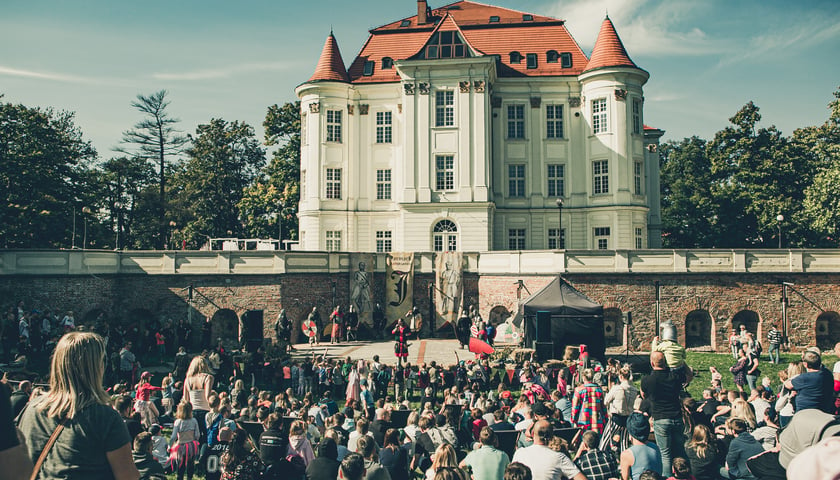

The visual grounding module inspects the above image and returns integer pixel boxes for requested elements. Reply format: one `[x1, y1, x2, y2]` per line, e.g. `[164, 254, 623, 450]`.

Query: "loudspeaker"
[536, 311, 551, 342]
[533, 341, 553, 361]
[242, 310, 264, 352]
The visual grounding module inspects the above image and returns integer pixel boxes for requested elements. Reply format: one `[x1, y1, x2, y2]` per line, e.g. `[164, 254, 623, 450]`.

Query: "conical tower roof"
[308, 33, 350, 82]
[584, 16, 637, 73]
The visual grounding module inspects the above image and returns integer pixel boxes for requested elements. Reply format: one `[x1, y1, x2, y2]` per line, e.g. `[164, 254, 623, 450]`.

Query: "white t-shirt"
[833, 360, 840, 374]
[511, 444, 580, 480]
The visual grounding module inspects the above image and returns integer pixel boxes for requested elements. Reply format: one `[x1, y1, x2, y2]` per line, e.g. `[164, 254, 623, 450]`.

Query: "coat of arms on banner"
[385, 252, 414, 327]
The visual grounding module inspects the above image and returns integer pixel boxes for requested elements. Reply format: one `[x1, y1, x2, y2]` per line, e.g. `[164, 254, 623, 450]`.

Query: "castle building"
[296, 0, 662, 252]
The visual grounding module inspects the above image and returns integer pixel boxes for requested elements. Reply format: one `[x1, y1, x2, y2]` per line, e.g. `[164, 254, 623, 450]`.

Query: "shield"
[302, 320, 318, 338]
[470, 324, 479, 337]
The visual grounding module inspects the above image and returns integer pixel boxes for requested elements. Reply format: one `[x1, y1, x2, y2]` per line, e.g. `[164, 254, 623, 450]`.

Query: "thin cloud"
[718, 18, 840, 67]
[152, 61, 299, 81]
[0, 65, 101, 85]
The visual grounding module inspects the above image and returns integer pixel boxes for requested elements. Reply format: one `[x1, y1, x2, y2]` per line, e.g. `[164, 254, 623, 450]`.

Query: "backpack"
[206, 413, 224, 446]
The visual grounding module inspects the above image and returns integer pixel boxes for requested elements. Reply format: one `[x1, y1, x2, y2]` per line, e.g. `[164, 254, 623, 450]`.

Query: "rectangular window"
[507, 104, 525, 139]
[301, 112, 307, 145]
[376, 111, 392, 143]
[325, 230, 342, 251]
[326, 168, 342, 199]
[435, 155, 455, 191]
[632, 99, 642, 134]
[508, 229, 526, 250]
[560, 52, 572, 68]
[594, 227, 610, 250]
[634, 161, 643, 195]
[435, 91, 454, 127]
[635, 227, 643, 249]
[376, 231, 392, 253]
[547, 164, 565, 197]
[546, 105, 564, 139]
[363, 61, 374, 76]
[376, 169, 392, 200]
[592, 98, 607, 134]
[526, 53, 538, 69]
[326, 109, 342, 142]
[508, 164, 525, 197]
[548, 228, 565, 249]
[593, 160, 609, 194]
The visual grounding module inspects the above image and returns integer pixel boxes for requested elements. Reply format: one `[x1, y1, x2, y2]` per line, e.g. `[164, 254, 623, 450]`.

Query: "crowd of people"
[2, 302, 840, 480]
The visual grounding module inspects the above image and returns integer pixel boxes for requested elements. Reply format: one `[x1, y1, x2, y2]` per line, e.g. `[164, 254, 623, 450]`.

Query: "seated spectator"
[148, 424, 169, 466]
[220, 428, 263, 480]
[574, 430, 618, 480]
[504, 462, 533, 480]
[132, 432, 166, 480]
[380, 428, 410, 480]
[511, 419, 585, 480]
[425, 443, 458, 480]
[356, 435, 389, 480]
[666, 457, 695, 480]
[684, 424, 722, 480]
[778, 408, 840, 468]
[460, 426, 510, 480]
[719, 418, 763, 480]
[750, 408, 779, 451]
[620, 412, 662, 480]
[306, 437, 340, 480]
[340, 453, 367, 480]
[288, 419, 315, 466]
[490, 409, 514, 431]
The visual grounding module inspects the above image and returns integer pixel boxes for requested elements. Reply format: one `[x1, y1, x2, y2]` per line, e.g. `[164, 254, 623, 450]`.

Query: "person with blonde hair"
[184, 354, 214, 442]
[426, 443, 458, 480]
[169, 402, 200, 480]
[18, 331, 140, 480]
[684, 424, 721, 480]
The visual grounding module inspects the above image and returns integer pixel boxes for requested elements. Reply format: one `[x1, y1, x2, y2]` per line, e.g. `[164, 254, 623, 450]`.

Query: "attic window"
[547, 50, 559, 63]
[489, 16, 500, 23]
[381, 57, 394, 69]
[424, 30, 469, 59]
[561, 52, 572, 68]
[400, 20, 410, 27]
[509, 51, 522, 64]
[363, 61, 375, 76]
[523, 14, 533, 21]
[526, 53, 538, 69]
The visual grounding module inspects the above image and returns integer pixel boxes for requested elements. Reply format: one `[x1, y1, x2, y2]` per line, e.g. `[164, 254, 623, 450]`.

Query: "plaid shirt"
[576, 449, 619, 480]
[571, 383, 606, 433]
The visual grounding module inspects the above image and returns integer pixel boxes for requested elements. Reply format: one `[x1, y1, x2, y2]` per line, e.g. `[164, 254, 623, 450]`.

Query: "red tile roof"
[583, 16, 637, 73]
[345, 0, 590, 83]
[309, 33, 350, 83]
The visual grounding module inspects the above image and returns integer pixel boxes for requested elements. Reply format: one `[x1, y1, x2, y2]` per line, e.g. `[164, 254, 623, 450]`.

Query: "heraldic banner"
[349, 253, 374, 326]
[435, 251, 463, 331]
[385, 252, 414, 328]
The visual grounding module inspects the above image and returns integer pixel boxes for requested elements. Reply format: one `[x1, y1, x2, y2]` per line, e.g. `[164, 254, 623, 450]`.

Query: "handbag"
[31, 418, 67, 480]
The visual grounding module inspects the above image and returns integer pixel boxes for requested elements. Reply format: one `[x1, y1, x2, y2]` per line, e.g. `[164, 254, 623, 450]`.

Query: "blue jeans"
[768, 344, 780, 364]
[653, 417, 686, 476]
[746, 374, 758, 392]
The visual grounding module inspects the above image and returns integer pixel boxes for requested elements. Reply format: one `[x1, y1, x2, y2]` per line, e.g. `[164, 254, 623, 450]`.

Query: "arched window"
[509, 51, 522, 64]
[546, 50, 560, 63]
[685, 310, 713, 349]
[433, 220, 458, 252]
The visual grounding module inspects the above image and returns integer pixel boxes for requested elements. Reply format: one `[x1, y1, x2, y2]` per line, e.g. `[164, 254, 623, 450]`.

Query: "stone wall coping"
[0, 249, 829, 275]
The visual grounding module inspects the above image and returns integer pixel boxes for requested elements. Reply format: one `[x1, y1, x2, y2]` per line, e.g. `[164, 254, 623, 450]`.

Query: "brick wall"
[3, 272, 838, 352]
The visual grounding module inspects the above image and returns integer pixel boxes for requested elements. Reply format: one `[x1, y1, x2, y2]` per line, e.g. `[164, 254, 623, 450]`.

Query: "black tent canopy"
[515, 277, 605, 362]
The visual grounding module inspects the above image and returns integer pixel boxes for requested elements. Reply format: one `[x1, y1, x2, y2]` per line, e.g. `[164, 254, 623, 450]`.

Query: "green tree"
[0, 98, 97, 248]
[174, 119, 265, 248]
[118, 90, 188, 249]
[262, 101, 301, 242]
[803, 88, 840, 244]
[100, 156, 154, 249]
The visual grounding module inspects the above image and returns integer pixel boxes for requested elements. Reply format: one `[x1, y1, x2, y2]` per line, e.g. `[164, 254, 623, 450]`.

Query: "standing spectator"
[641, 351, 686, 475]
[574, 430, 619, 480]
[169, 402, 201, 480]
[783, 349, 834, 413]
[728, 329, 741, 360]
[184, 355, 215, 442]
[155, 330, 166, 361]
[719, 418, 763, 480]
[602, 366, 638, 452]
[61, 310, 76, 332]
[511, 420, 586, 480]
[18, 331, 139, 480]
[729, 349, 749, 393]
[135, 371, 163, 428]
[120, 342, 138, 384]
[766, 325, 783, 364]
[571, 368, 607, 434]
[220, 428, 263, 480]
[460, 427, 510, 480]
[743, 346, 761, 392]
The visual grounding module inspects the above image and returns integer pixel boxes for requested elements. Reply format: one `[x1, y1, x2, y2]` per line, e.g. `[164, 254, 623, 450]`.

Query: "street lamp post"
[555, 198, 564, 249]
[777, 214, 784, 248]
[278, 200, 285, 251]
[81, 206, 92, 250]
[169, 221, 177, 250]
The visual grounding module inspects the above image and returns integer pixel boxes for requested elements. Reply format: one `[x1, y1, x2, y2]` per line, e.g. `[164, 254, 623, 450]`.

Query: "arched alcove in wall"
[211, 309, 240, 350]
[603, 307, 623, 347]
[685, 310, 713, 349]
[816, 311, 840, 351]
[732, 310, 761, 341]
[488, 305, 511, 326]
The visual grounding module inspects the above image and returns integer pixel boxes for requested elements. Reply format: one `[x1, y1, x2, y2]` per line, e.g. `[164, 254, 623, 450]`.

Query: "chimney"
[418, 0, 428, 25]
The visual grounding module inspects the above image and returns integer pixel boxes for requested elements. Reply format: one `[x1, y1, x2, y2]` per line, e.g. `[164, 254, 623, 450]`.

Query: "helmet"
[660, 322, 677, 342]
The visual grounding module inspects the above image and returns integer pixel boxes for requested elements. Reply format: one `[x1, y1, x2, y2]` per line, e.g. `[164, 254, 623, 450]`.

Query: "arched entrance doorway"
[732, 310, 760, 342]
[488, 306, 511, 327]
[125, 308, 155, 355]
[685, 310, 713, 349]
[816, 311, 840, 351]
[603, 307, 623, 347]
[211, 309, 239, 351]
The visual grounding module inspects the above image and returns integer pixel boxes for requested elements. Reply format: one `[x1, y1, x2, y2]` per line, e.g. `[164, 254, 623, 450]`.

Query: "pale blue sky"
[2, 0, 838, 157]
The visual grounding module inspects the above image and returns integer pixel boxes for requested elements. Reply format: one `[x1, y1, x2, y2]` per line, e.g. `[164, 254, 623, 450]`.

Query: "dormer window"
[423, 30, 469, 59]
[561, 52, 572, 68]
[400, 20, 410, 27]
[547, 50, 559, 63]
[363, 61, 374, 76]
[523, 14, 533, 21]
[382, 57, 394, 69]
[526, 53, 538, 69]
[489, 15, 500, 23]
[509, 51, 522, 64]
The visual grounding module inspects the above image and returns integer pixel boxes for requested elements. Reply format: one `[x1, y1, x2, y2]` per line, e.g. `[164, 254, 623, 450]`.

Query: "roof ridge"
[439, 0, 559, 22]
